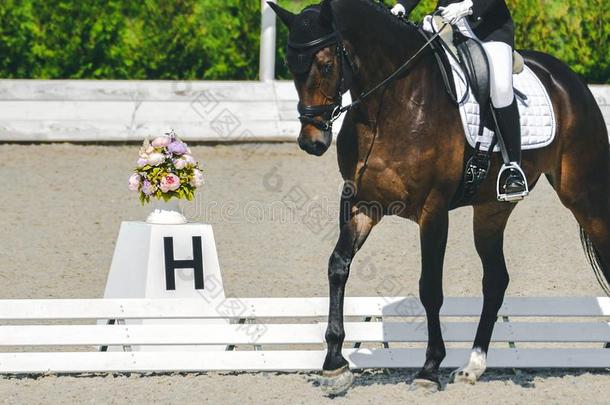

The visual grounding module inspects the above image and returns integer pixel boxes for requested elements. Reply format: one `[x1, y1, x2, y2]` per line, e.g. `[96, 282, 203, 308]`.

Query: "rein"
[288, 12, 449, 132]
[333, 19, 449, 122]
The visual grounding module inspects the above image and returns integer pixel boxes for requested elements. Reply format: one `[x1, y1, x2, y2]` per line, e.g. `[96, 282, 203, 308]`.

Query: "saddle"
[423, 17, 526, 207]
[454, 33, 491, 110]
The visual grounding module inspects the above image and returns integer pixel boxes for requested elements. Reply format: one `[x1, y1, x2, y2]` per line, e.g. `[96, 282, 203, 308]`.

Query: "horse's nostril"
[298, 136, 328, 156]
[311, 140, 329, 156]
[314, 140, 327, 150]
[297, 136, 310, 151]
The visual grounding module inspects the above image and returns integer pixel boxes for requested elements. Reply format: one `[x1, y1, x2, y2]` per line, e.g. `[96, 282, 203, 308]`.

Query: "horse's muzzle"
[298, 128, 332, 156]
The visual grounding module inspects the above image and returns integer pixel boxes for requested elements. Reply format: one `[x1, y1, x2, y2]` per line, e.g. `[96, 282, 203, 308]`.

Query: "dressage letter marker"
[163, 236, 204, 291]
[101, 221, 228, 351]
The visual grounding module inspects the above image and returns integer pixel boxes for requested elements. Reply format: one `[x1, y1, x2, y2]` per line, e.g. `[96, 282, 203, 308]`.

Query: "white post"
[259, 0, 277, 82]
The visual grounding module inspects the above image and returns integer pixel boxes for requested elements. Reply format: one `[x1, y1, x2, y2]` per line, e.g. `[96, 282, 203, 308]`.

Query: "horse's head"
[269, 1, 349, 156]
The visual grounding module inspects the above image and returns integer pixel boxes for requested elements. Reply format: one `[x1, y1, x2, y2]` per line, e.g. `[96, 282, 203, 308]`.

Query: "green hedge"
[278, 0, 609, 83]
[0, 0, 260, 80]
[0, 0, 607, 83]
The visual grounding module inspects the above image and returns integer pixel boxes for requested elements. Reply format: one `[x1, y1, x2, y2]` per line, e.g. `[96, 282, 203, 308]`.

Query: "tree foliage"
[0, 0, 607, 83]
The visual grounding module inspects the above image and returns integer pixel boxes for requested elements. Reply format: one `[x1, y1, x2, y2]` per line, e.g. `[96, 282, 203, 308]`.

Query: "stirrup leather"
[496, 163, 529, 202]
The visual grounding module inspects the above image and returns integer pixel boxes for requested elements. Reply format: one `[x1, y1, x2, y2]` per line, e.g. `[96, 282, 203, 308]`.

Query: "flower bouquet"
[128, 131, 203, 224]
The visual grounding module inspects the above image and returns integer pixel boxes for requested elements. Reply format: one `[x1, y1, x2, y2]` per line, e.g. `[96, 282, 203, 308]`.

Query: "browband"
[287, 32, 339, 50]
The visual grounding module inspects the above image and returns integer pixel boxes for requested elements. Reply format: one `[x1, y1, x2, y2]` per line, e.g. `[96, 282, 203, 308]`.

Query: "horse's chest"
[354, 160, 420, 213]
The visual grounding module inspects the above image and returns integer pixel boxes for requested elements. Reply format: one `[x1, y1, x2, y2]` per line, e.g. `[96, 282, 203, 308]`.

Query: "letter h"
[163, 236, 204, 290]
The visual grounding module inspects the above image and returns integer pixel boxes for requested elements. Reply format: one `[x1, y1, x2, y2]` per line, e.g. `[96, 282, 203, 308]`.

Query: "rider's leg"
[484, 41, 515, 109]
[483, 41, 527, 197]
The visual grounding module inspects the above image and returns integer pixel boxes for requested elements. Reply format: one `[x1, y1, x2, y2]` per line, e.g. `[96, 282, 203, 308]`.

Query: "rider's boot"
[494, 98, 528, 201]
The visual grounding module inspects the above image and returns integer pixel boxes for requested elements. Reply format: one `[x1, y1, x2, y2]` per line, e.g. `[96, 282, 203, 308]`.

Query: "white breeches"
[454, 18, 515, 108]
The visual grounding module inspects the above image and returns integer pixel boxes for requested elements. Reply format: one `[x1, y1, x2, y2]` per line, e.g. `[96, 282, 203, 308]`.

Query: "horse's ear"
[320, 0, 333, 27]
[267, 2, 296, 28]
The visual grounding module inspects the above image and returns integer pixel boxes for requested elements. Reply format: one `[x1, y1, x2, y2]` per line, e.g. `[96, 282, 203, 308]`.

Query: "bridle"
[287, 13, 451, 133]
[287, 30, 355, 132]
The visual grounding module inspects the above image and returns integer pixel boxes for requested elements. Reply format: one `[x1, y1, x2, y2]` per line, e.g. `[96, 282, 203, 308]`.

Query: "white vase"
[146, 198, 187, 225]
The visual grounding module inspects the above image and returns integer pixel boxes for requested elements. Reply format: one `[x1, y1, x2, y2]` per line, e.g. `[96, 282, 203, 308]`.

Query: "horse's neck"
[348, 40, 427, 96]
[334, 1, 433, 114]
[335, 1, 425, 79]
[342, 28, 436, 126]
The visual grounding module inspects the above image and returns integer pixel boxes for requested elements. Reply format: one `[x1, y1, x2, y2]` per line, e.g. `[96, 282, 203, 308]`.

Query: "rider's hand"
[438, 0, 473, 24]
[391, 3, 406, 16]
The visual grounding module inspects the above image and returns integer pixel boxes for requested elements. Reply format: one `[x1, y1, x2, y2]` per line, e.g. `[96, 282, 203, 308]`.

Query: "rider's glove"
[391, 3, 406, 16]
[438, 0, 473, 24]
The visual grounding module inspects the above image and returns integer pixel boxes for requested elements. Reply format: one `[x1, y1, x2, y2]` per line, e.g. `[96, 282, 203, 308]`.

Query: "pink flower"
[137, 157, 148, 168]
[128, 174, 141, 191]
[151, 136, 172, 148]
[191, 169, 204, 188]
[160, 174, 181, 193]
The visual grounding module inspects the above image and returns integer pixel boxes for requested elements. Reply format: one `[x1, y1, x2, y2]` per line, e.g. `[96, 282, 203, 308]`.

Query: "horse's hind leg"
[547, 145, 610, 294]
[451, 202, 515, 384]
[411, 201, 450, 391]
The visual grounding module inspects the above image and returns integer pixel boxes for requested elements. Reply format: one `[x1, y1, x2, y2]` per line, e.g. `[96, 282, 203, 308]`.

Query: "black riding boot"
[494, 98, 527, 199]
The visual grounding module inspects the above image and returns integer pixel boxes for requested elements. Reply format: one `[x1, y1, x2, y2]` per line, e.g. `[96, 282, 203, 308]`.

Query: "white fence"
[259, 0, 277, 82]
[0, 80, 305, 142]
[0, 80, 607, 143]
[0, 0, 607, 142]
[1, 296, 609, 374]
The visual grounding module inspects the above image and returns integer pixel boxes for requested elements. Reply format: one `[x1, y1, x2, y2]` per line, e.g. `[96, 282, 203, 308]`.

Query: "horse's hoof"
[318, 365, 354, 396]
[409, 378, 441, 393]
[449, 348, 486, 385]
[449, 368, 478, 385]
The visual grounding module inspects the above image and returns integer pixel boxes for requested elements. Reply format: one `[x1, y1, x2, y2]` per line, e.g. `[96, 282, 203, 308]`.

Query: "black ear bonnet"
[286, 6, 338, 74]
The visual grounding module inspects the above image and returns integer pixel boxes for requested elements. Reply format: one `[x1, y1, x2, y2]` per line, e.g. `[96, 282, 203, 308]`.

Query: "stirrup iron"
[496, 163, 529, 202]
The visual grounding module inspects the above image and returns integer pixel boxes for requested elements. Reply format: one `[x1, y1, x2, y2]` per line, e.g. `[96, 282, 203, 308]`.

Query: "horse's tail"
[579, 226, 610, 296]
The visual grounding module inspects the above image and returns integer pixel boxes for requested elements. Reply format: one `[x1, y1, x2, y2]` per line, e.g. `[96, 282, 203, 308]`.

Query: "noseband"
[287, 30, 355, 132]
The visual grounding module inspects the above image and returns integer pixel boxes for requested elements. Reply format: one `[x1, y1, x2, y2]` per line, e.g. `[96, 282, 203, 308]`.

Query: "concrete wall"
[0, 80, 607, 142]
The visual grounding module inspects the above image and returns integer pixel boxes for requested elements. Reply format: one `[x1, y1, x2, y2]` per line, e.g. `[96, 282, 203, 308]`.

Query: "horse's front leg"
[320, 201, 379, 395]
[412, 204, 449, 391]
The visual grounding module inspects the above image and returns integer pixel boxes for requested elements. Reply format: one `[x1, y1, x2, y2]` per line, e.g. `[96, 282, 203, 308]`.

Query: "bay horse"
[270, 0, 610, 394]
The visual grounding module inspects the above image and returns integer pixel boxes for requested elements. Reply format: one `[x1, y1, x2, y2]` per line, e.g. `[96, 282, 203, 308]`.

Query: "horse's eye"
[321, 63, 334, 76]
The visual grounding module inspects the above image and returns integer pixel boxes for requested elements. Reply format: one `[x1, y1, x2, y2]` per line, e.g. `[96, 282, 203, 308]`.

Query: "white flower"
[147, 152, 165, 167]
[137, 156, 148, 168]
[184, 154, 196, 165]
[191, 169, 204, 188]
[174, 158, 187, 170]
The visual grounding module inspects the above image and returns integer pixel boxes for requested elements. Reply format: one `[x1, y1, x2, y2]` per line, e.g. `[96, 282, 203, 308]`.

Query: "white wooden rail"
[0, 81, 606, 142]
[0, 297, 609, 374]
[259, 0, 277, 82]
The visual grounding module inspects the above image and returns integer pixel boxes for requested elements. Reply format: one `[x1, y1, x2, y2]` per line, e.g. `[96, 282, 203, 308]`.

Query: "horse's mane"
[329, 0, 428, 77]
[332, 0, 422, 40]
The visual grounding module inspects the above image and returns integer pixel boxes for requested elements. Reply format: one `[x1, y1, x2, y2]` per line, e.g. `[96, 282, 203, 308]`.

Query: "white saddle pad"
[448, 52, 557, 152]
